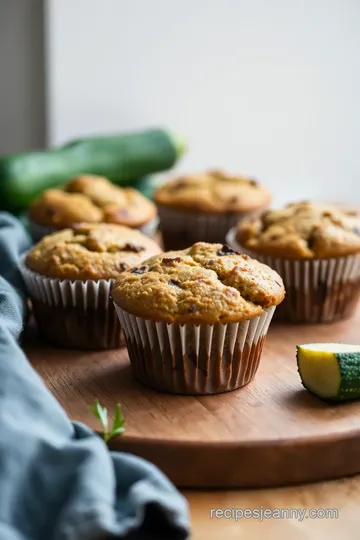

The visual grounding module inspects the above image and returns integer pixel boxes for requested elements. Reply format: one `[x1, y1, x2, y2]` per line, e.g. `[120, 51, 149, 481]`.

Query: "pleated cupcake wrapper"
[139, 216, 159, 238]
[114, 305, 275, 394]
[157, 205, 263, 249]
[19, 257, 123, 349]
[226, 226, 360, 323]
[28, 216, 159, 243]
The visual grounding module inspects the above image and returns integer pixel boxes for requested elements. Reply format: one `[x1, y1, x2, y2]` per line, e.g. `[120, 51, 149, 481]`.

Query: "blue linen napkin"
[0, 212, 190, 540]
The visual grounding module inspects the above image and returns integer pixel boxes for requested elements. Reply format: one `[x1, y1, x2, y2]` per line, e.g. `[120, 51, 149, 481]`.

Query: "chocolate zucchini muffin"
[112, 241, 284, 394]
[28, 175, 157, 241]
[20, 223, 162, 349]
[232, 201, 360, 323]
[154, 169, 271, 249]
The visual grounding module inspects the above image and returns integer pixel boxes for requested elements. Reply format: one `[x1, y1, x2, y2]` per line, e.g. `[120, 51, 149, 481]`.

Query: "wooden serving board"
[24, 307, 360, 489]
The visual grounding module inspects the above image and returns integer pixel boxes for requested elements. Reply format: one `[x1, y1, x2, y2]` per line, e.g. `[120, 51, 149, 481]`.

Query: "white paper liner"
[19, 256, 123, 349]
[157, 205, 263, 249]
[226, 226, 360, 323]
[139, 216, 159, 238]
[28, 216, 159, 243]
[114, 305, 275, 394]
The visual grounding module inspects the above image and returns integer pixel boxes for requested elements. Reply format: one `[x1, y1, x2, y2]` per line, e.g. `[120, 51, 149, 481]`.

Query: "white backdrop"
[46, 0, 360, 206]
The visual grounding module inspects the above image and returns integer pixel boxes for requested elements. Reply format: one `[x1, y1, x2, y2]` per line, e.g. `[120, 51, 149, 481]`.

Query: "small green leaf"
[112, 404, 125, 431]
[104, 426, 126, 443]
[90, 399, 108, 431]
[90, 400, 126, 443]
[110, 426, 126, 438]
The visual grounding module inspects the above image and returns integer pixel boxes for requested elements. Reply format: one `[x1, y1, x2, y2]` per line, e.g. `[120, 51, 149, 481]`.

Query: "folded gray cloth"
[0, 212, 190, 540]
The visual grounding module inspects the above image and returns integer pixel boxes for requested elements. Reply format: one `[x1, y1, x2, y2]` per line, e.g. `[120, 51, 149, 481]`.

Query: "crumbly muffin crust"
[28, 189, 103, 228]
[25, 223, 162, 281]
[236, 201, 360, 259]
[154, 169, 271, 213]
[112, 241, 284, 324]
[28, 175, 157, 229]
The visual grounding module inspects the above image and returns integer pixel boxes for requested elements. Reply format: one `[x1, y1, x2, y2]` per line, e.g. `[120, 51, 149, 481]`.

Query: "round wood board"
[24, 307, 360, 489]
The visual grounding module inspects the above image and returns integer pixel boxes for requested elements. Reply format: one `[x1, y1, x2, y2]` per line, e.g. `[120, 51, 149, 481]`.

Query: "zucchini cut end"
[168, 132, 187, 158]
[297, 344, 342, 399]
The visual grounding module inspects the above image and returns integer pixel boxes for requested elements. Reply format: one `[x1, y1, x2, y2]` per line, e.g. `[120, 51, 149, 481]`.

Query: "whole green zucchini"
[0, 128, 185, 213]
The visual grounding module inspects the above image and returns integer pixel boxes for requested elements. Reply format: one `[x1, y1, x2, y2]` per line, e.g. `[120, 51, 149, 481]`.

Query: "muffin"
[28, 174, 158, 241]
[154, 169, 271, 250]
[112, 241, 284, 394]
[228, 201, 360, 323]
[20, 223, 162, 350]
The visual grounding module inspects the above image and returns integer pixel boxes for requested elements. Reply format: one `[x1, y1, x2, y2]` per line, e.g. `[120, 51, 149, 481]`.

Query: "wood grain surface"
[24, 306, 360, 489]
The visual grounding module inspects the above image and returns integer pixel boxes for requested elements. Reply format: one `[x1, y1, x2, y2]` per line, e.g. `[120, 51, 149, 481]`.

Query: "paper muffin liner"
[226, 226, 360, 324]
[139, 216, 159, 238]
[28, 216, 159, 243]
[114, 305, 276, 395]
[157, 205, 264, 250]
[19, 257, 123, 350]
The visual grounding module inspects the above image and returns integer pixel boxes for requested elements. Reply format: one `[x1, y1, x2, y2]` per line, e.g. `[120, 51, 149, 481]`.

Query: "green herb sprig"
[90, 399, 126, 442]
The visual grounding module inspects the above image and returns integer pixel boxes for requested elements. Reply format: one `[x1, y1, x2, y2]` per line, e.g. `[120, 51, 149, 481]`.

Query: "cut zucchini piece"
[296, 343, 360, 402]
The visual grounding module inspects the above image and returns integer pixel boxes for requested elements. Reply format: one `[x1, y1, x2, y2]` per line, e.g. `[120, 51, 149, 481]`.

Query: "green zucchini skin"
[132, 175, 166, 200]
[335, 353, 360, 401]
[0, 129, 185, 213]
[296, 348, 360, 402]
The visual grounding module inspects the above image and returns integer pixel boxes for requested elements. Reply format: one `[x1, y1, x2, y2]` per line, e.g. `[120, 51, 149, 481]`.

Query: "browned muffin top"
[28, 175, 157, 229]
[112, 241, 285, 324]
[154, 169, 271, 213]
[25, 223, 162, 281]
[236, 201, 360, 259]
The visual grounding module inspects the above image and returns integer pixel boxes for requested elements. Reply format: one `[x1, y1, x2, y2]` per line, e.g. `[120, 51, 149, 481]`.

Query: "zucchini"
[132, 175, 167, 200]
[297, 343, 360, 402]
[0, 129, 186, 213]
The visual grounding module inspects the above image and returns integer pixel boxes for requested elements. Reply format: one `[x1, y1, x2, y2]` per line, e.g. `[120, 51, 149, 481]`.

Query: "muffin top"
[236, 201, 360, 259]
[154, 169, 271, 213]
[112, 242, 285, 324]
[25, 223, 162, 281]
[28, 175, 157, 229]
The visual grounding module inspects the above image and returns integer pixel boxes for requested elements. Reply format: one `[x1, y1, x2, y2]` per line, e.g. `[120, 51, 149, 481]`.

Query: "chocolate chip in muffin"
[228, 196, 239, 204]
[46, 206, 56, 217]
[170, 180, 187, 191]
[249, 179, 258, 186]
[257, 211, 272, 232]
[307, 228, 318, 250]
[168, 279, 181, 288]
[123, 243, 145, 253]
[187, 305, 196, 313]
[217, 244, 240, 256]
[162, 257, 182, 265]
[119, 262, 129, 271]
[130, 265, 147, 275]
